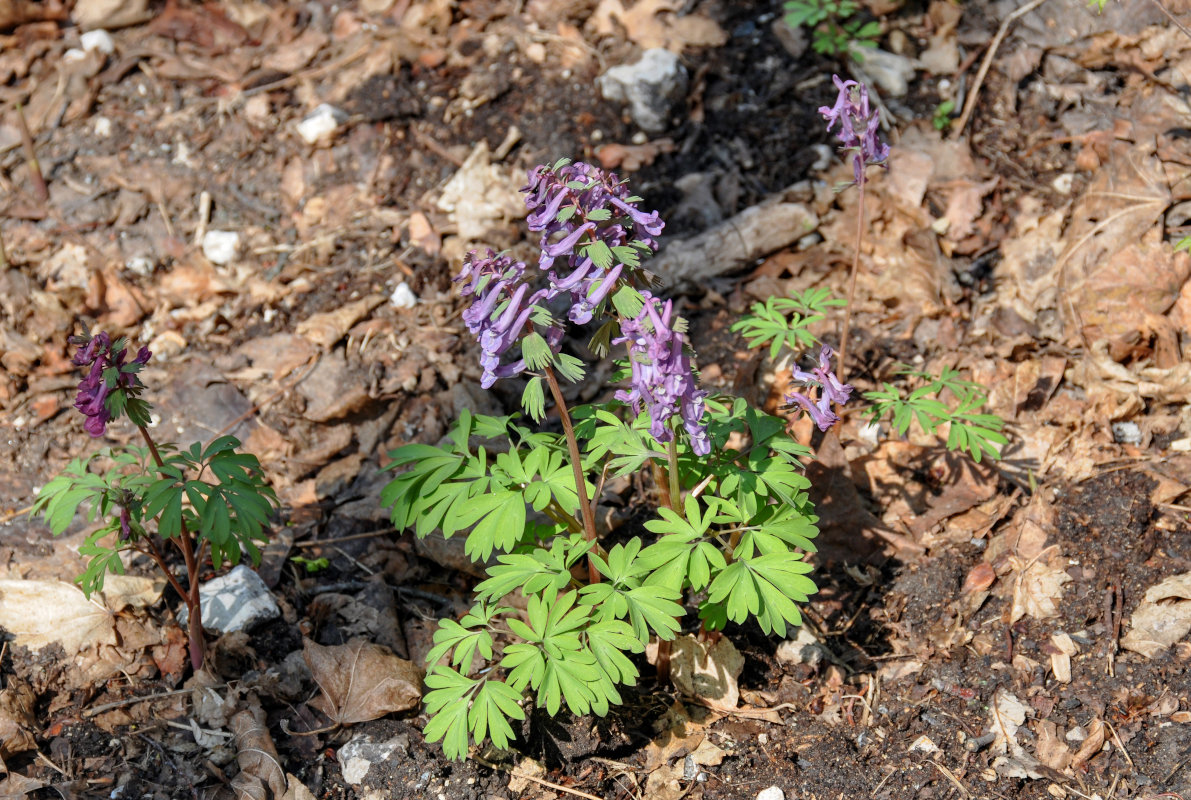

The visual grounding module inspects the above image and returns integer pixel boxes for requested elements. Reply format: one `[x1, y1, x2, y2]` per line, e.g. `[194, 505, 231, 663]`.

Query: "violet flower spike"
[71, 331, 152, 437]
[819, 74, 889, 187]
[613, 292, 710, 456]
[786, 345, 852, 432]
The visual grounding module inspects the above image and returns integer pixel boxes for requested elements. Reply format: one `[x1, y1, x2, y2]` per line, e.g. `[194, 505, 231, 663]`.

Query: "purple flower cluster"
[455, 250, 557, 389]
[523, 161, 663, 325]
[819, 74, 890, 186]
[614, 293, 710, 456]
[784, 345, 852, 432]
[71, 331, 151, 437]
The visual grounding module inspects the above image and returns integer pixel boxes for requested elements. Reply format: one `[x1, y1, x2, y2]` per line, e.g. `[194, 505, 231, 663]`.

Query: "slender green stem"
[542, 366, 600, 583]
[836, 181, 866, 388]
[138, 424, 206, 670]
[666, 437, 682, 520]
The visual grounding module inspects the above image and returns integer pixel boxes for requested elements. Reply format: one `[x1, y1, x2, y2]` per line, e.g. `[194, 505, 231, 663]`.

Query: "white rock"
[202, 230, 240, 265]
[178, 565, 279, 634]
[297, 104, 346, 144]
[125, 256, 155, 276]
[63, 48, 88, 62]
[597, 48, 688, 133]
[776, 627, 825, 667]
[855, 49, 916, 97]
[909, 734, 940, 754]
[338, 735, 407, 785]
[757, 787, 786, 800]
[93, 116, 113, 137]
[390, 281, 418, 309]
[80, 29, 115, 54]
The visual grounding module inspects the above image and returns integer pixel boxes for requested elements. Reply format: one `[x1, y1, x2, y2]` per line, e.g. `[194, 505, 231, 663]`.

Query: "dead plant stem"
[15, 104, 48, 204]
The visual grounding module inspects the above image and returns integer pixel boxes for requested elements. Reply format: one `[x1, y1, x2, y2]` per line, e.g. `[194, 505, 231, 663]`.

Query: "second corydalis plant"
[820, 74, 889, 388]
[33, 329, 277, 671]
[385, 160, 821, 760]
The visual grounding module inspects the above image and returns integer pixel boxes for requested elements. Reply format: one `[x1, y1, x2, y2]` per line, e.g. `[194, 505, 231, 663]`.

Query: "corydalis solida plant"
[384, 160, 821, 760]
[34, 329, 277, 670]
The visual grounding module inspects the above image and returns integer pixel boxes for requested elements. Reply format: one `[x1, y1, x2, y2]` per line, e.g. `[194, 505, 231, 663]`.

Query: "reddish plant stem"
[137, 424, 206, 669]
[542, 366, 601, 584]
[836, 182, 866, 387]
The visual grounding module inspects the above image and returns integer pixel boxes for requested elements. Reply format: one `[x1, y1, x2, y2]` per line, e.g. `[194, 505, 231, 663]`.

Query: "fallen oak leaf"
[303, 639, 423, 726]
[230, 703, 287, 800]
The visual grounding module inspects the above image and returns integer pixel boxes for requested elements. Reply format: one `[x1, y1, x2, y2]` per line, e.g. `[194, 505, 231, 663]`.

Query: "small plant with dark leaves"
[382, 160, 822, 759]
[733, 76, 1006, 461]
[32, 329, 277, 669]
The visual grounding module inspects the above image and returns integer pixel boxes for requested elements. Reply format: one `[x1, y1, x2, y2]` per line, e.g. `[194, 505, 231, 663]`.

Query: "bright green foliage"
[783, 0, 881, 58]
[383, 396, 820, 760]
[932, 99, 956, 131]
[32, 437, 277, 597]
[863, 366, 1008, 462]
[730, 287, 846, 361]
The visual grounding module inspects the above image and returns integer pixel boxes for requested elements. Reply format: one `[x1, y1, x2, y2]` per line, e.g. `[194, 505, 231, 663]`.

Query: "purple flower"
[819, 75, 890, 186]
[613, 293, 710, 456]
[70, 331, 152, 437]
[784, 345, 852, 432]
[455, 250, 552, 388]
[522, 161, 664, 326]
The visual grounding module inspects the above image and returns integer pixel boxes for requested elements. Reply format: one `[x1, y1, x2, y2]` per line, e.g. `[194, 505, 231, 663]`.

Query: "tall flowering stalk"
[818, 74, 889, 388]
[36, 329, 277, 672]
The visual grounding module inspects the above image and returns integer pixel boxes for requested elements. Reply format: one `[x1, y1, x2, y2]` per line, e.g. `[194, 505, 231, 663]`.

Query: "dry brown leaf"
[280, 774, 317, 800]
[589, 0, 727, 52]
[304, 639, 423, 725]
[0, 772, 44, 799]
[295, 295, 385, 350]
[1120, 572, 1191, 658]
[988, 689, 1029, 756]
[0, 679, 36, 760]
[0, 580, 115, 655]
[1048, 632, 1078, 683]
[596, 139, 676, 171]
[1008, 546, 1071, 624]
[656, 634, 744, 710]
[230, 704, 287, 800]
[1070, 718, 1105, 767]
[1034, 719, 1072, 771]
[436, 141, 524, 248]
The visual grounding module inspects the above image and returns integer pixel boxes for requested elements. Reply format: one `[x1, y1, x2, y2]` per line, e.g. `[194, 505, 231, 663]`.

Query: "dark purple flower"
[613, 293, 710, 456]
[70, 331, 151, 437]
[784, 345, 852, 432]
[455, 250, 552, 388]
[522, 161, 664, 327]
[819, 74, 889, 186]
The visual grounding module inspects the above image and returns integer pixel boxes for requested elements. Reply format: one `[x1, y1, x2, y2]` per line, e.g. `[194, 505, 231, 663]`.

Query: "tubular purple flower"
[819, 74, 888, 187]
[70, 330, 151, 437]
[540, 222, 596, 270]
[785, 345, 852, 432]
[786, 391, 840, 432]
[613, 292, 710, 455]
[526, 187, 570, 232]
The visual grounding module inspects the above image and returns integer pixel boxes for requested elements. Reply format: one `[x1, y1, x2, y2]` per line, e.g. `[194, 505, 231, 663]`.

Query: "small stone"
[178, 565, 280, 634]
[854, 48, 916, 97]
[202, 230, 240, 265]
[296, 104, 347, 144]
[908, 734, 940, 754]
[80, 29, 115, 54]
[93, 116, 113, 137]
[597, 48, 688, 134]
[756, 787, 785, 800]
[338, 734, 408, 785]
[1052, 173, 1075, 194]
[1111, 421, 1141, 445]
[125, 256, 155, 276]
[390, 282, 418, 309]
[776, 627, 824, 667]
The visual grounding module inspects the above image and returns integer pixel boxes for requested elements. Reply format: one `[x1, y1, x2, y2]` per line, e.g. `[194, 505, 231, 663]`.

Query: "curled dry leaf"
[589, 0, 727, 52]
[663, 634, 744, 711]
[0, 772, 45, 799]
[1120, 572, 1191, 658]
[0, 678, 37, 760]
[1008, 546, 1072, 624]
[303, 639, 423, 726]
[0, 580, 116, 655]
[230, 704, 287, 800]
[1071, 718, 1106, 767]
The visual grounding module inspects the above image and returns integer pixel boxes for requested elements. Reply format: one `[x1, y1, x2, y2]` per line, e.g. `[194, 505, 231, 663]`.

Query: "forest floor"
[1, 0, 1191, 798]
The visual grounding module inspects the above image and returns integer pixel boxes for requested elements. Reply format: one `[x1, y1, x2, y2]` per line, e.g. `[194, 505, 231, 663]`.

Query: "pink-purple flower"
[70, 331, 151, 437]
[785, 345, 852, 432]
[614, 293, 710, 456]
[819, 75, 889, 186]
